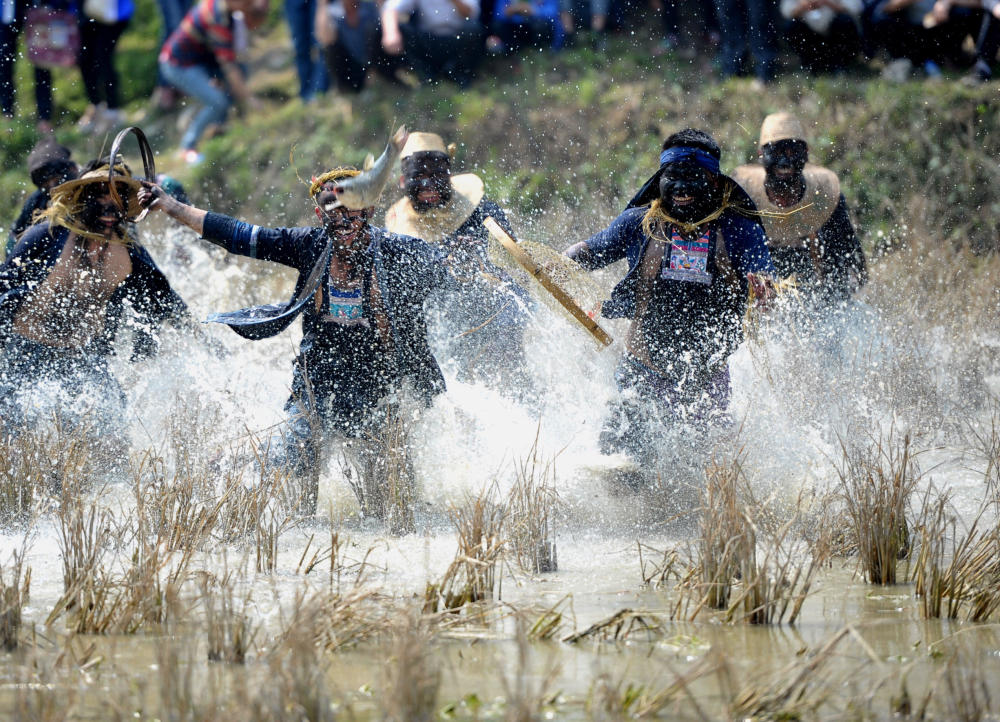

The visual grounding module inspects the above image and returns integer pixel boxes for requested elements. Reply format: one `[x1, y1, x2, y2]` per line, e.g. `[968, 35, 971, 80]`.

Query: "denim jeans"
[155, 0, 193, 86]
[712, 0, 776, 78]
[160, 60, 231, 150]
[285, 0, 329, 100]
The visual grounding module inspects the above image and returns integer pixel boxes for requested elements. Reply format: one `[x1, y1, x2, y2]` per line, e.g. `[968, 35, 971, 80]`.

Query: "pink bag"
[25, 7, 80, 69]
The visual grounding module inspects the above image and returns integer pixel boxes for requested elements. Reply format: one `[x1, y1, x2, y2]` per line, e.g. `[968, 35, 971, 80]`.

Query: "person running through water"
[564, 129, 775, 489]
[0, 158, 189, 460]
[138, 141, 460, 521]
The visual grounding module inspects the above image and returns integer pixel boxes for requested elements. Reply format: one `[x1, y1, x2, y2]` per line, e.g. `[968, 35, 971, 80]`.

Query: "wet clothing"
[7, 188, 49, 256]
[0, 222, 187, 434]
[199, 213, 451, 434]
[767, 195, 866, 304]
[414, 198, 532, 386]
[0, 222, 188, 359]
[574, 204, 773, 456]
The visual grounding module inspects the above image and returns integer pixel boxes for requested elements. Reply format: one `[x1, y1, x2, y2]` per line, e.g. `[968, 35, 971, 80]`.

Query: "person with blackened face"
[733, 112, 866, 306]
[0, 158, 189, 441]
[385, 132, 533, 396]
[140, 156, 454, 518]
[564, 129, 775, 484]
[6, 137, 79, 257]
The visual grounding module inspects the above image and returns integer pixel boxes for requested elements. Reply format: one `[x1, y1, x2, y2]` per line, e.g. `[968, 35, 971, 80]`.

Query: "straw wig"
[37, 164, 145, 242]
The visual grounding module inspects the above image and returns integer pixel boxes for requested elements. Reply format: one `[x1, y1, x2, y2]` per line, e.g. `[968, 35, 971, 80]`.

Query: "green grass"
[2, 22, 999, 255]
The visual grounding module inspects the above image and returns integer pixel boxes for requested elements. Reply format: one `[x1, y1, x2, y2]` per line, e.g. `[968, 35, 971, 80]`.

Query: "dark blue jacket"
[200, 213, 451, 403]
[0, 222, 187, 359]
[577, 206, 774, 320]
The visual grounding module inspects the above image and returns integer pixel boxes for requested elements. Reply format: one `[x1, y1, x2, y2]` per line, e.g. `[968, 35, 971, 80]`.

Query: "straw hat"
[385, 173, 485, 242]
[400, 132, 452, 159]
[759, 112, 807, 148]
[51, 165, 145, 219]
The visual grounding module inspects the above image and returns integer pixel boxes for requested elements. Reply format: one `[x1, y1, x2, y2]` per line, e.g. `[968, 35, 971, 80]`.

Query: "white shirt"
[385, 0, 480, 34]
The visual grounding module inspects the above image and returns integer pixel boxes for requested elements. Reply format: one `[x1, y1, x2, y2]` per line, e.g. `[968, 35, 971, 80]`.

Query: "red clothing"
[159, 0, 235, 69]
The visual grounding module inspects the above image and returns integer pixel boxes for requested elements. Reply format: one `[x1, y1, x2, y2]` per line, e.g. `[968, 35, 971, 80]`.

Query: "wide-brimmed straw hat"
[400, 132, 454, 159]
[385, 173, 484, 242]
[51, 165, 145, 219]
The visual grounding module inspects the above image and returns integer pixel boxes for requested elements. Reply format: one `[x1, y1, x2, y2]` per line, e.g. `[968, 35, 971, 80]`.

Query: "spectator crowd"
[1, 0, 999, 160]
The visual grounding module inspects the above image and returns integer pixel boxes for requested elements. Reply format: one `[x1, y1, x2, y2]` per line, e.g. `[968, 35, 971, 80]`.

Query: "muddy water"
[1, 216, 999, 718]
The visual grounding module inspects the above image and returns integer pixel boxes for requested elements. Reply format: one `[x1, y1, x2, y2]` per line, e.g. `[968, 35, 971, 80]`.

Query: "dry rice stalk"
[563, 609, 669, 645]
[131, 450, 218, 552]
[696, 452, 753, 611]
[505, 428, 560, 574]
[912, 481, 1000, 622]
[501, 615, 562, 722]
[585, 653, 719, 720]
[256, 609, 336, 722]
[724, 492, 830, 626]
[0, 539, 31, 651]
[424, 485, 506, 613]
[729, 626, 850, 719]
[637, 542, 681, 589]
[379, 607, 441, 722]
[835, 429, 921, 585]
[274, 585, 390, 654]
[202, 571, 257, 664]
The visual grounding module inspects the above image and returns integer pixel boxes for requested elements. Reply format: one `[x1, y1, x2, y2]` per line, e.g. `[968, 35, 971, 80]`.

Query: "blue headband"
[658, 146, 720, 175]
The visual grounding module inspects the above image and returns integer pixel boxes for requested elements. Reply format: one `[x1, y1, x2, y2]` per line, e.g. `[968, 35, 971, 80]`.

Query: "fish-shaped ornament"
[330, 125, 409, 210]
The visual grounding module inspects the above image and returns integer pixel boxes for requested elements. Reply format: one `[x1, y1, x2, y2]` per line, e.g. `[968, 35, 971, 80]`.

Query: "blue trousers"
[285, 0, 329, 100]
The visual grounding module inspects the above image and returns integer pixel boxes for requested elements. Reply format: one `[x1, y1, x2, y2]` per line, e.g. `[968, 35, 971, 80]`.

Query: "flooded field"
[1, 215, 999, 721]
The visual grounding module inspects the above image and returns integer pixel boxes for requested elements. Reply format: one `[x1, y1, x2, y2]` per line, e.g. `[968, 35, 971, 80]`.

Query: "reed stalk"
[202, 572, 257, 664]
[425, 485, 505, 612]
[505, 429, 559, 574]
[835, 430, 920, 585]
[379, 608, 441, 722]
[0, 541, 31, 651]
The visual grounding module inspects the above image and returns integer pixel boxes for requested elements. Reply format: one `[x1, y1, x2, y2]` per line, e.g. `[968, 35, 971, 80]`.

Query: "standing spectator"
[780, 0, 863, 73]
[927, 0, 1000, 82]
[159, 0, 267, 164]
[559, 0, 607, 50]
[713, 0, 778, 83]
[316, 0, 399, 92]
[490, 0, 561, 53]
[286, 0, 329, 102]
[1, 0, 73, 132]
[381, 0, 484, 86]
[862, 0, 981, 80]
[77, 0, 134, 133]
[6, 136, 78, 257]
[151, 0, 194, 110]
[653, 0, 718, 57]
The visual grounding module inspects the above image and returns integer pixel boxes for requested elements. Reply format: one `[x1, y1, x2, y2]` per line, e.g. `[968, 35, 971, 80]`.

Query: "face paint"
[761, 139, 807, 194]
[657, 161, 720, 224]
[315, 184, 371, 246]
[402, 152, 452, 212]
[79, 186, 126, 238]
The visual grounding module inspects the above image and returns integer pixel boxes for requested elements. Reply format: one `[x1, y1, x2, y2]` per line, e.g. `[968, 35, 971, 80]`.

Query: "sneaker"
[76, 103, 105, 132]
[95, 108, 126, 134]
[179, 149, 204, 166]
[923, 60, 943, 80]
